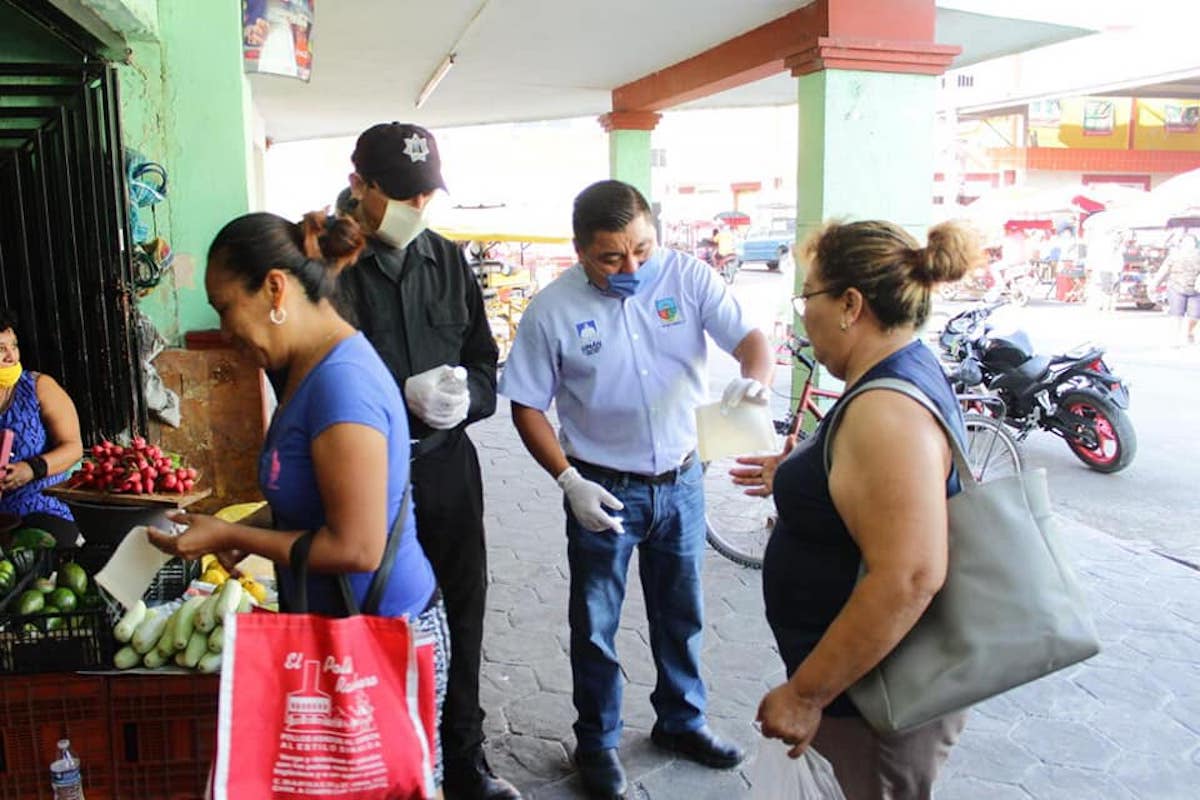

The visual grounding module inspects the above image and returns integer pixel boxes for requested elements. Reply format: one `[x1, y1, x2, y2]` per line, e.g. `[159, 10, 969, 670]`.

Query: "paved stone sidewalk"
[472, 399, 1200, 799]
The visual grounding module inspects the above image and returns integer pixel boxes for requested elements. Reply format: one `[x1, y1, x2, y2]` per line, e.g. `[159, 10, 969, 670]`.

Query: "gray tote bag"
[823, 377, 1100, 734]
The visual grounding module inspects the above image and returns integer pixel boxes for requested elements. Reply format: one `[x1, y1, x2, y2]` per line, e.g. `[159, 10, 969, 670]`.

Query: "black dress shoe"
[574, 747, 627, 799]
[443, 748, 522, 800]
[650, 724, 745, 769]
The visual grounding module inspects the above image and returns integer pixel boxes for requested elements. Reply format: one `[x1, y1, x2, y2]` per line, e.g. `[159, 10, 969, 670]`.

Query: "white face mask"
[375, 199, 430, 249]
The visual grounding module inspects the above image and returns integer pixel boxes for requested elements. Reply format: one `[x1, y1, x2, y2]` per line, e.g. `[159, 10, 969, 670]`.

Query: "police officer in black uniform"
[335, 122, 519, 800]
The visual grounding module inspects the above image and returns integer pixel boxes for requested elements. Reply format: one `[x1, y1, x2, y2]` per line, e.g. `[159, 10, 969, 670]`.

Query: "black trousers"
[413, 430, 488, 764]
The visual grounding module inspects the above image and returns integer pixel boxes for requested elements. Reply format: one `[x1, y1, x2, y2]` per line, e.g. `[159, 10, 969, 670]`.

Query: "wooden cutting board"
[45, 484, 212, 509]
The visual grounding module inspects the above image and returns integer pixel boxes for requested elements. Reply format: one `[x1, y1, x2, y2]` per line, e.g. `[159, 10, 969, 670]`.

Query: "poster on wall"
[243, 0, 314, 82]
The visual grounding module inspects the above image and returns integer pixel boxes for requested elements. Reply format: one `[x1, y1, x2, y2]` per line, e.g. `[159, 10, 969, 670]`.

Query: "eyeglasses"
[791, 288, 838, 315]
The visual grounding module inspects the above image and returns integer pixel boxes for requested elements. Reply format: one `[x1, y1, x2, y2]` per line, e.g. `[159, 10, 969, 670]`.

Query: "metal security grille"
[0, 62, 145, 442]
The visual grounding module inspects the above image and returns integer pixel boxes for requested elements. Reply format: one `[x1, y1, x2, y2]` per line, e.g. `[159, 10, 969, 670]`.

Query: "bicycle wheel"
[961, 412, 1023, 481]
[703, 455, 777, 569]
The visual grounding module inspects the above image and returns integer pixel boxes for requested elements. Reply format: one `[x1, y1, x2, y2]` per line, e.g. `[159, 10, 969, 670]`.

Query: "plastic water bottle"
[49, 739, 85, 800]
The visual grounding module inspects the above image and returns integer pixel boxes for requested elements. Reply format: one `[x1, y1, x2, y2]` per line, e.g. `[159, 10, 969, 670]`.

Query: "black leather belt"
[568, 451, 697, 486]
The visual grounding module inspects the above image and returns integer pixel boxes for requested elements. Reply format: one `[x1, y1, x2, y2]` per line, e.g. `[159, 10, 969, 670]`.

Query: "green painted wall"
[118, 38, 176, 336]
[0, 3, 83, 62]
[117, 0, 251, 341]
[608, 128, 653, 201]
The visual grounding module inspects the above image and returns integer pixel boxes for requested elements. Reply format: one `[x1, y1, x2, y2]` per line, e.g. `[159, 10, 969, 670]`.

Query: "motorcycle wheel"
[1059, 390, 1137, 473]
[722, 260, 738, 284]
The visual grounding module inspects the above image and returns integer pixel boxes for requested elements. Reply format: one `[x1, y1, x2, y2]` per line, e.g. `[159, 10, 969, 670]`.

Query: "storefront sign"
[243, 0, 314, 82]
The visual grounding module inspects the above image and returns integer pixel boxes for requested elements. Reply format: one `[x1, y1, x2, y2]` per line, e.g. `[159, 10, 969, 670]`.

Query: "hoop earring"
[269, 307, 288, 325]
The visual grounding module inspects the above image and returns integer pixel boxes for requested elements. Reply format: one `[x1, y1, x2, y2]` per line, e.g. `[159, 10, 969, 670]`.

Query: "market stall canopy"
[249, 1, 1092, 142]
[714, 211, 751, 226]
[433, 204, 573, 244]
[954, 185, 1104, 228]
[1086, 170, 1200, 232]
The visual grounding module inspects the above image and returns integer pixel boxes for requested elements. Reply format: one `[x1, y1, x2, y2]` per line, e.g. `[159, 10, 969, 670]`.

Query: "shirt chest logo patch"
[576, 320, 602, 356]
[655, 297, 683, 326]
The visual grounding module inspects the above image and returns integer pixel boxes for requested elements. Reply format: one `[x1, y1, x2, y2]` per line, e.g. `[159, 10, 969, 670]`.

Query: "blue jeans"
[566, 459, 708, 752]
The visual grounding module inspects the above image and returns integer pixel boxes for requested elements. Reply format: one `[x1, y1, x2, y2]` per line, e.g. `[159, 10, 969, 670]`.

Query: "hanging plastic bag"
[748, 739, 847, 800]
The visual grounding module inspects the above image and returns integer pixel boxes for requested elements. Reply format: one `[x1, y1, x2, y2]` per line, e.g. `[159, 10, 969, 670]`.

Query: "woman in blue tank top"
[145, 211, 448, 783]
[745, 220, 981, 799]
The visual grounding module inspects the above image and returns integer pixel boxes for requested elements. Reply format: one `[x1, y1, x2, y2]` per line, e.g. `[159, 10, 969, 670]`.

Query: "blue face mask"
[605, 250, 661, 298]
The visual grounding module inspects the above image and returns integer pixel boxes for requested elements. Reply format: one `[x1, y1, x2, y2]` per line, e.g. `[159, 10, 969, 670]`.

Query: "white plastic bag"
[748, 739, 847, 800]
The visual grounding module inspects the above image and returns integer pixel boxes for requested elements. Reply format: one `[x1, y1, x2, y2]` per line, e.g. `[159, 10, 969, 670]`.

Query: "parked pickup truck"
[737, 217, 795, 270]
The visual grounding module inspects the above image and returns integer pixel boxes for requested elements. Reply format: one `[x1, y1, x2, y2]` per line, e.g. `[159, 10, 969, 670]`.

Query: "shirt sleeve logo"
[655, 297, 683, 326]
[575, 320, 602, 356]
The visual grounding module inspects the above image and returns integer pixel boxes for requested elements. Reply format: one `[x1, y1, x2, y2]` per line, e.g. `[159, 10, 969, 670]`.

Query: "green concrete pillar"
[608, 129, 653, 199]
[599, 111, 661, 201]
[796, 69, 936, 239]
[792, 68, 938, 401]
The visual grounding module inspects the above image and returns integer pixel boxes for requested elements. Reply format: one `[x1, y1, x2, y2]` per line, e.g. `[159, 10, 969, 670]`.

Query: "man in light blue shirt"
[500, 180, 772, 798]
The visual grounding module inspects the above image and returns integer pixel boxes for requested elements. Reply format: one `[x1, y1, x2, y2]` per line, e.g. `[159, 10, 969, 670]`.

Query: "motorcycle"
[938, 253, 1035, 306]
[938, 302, 1137, 472]
[695, 239, 740, 284]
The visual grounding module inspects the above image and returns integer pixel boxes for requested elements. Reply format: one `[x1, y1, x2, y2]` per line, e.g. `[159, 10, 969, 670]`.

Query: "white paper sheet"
[695, 401, 778, 462]
[95, 525, 173, 610]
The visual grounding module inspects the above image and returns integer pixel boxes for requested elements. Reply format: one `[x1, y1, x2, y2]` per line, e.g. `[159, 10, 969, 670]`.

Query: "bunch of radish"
[66, 436, 198, 495]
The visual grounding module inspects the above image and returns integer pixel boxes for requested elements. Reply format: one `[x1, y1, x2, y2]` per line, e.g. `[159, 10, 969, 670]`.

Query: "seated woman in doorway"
[0, 309, 84, 547]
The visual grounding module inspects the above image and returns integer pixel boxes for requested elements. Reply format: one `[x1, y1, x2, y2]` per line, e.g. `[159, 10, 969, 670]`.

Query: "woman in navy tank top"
[747, 220, 982, 799]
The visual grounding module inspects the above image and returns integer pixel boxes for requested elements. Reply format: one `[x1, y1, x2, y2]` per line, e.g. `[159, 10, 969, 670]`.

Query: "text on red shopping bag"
[215, 611, 434, 800]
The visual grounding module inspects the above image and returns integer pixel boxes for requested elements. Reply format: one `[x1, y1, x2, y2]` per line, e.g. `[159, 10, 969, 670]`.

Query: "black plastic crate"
[0, 606, 115, 674]
[0, 547, 198, 674]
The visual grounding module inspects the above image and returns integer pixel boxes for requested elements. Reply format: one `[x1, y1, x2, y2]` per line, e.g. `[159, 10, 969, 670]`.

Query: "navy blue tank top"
[762, 340, 965, 717]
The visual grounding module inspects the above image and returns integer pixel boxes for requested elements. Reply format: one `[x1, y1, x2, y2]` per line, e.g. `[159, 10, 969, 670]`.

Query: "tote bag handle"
[822, 378, 989, 486]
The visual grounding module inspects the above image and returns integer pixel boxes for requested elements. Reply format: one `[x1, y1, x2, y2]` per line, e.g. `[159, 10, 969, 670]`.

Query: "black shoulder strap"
[361, 482, 412, 615]
[287, 482, 413, 617]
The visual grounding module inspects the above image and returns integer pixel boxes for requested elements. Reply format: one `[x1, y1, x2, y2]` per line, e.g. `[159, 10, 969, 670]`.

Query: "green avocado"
[16, 589, 44, 615]
[12, 528, 56, 550]
[59, 562, 88, 596]
[48, 588, 77, 612]
[34, 578, 56, 594]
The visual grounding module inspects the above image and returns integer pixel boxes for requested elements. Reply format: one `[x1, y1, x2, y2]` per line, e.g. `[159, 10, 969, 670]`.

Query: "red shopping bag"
[213, 610, 435, 800]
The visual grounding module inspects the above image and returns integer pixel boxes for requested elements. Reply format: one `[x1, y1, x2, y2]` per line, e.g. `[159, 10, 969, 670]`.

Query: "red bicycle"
[704, 336, 840, 568]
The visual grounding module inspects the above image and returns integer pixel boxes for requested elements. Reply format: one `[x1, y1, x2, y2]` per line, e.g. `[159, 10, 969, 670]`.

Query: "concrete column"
[782, 11, 958, 396]
[795, 69, 939, 238]
[598, 111, 662, 201]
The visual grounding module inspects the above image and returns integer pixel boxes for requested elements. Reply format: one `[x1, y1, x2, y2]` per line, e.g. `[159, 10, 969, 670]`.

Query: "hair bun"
[917, 222, 983, 286]
[300, 211, 365, 272]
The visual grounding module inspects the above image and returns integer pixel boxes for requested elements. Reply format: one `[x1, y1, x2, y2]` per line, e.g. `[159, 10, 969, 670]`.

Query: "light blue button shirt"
[499, 247, 754, 474]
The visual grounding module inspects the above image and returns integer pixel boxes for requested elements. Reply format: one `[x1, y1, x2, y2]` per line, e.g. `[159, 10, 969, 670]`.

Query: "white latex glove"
[721, 376, 769, 411]
[556, 467, 625, 533]
[405, 365, 470, 430]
